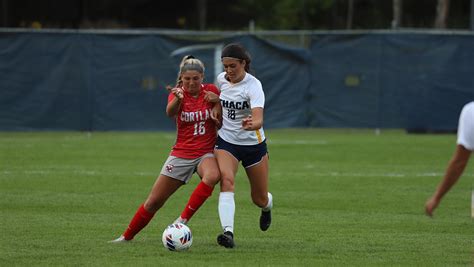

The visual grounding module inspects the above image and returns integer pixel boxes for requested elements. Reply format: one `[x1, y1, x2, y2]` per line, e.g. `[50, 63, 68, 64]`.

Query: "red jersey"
[168, 84, 220, 159]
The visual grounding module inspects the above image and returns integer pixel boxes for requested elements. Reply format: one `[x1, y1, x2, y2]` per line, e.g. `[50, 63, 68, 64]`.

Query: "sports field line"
[2, 169, 472, 178]
[272, 171, 473, 178]
[0, 169, 156, 177]
[267, 140, 328, 145]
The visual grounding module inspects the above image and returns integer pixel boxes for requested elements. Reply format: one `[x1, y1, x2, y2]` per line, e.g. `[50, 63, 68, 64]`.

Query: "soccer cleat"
[259, 209, 271, 231]
[173, 216, 188, 225]
[108, 235, 129, 243]
[217, 231, 235, 248]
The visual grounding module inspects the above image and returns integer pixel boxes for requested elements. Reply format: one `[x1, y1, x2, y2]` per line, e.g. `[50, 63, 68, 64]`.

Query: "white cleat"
[173, 216, 188, 225]
[109, 235, 129, 243]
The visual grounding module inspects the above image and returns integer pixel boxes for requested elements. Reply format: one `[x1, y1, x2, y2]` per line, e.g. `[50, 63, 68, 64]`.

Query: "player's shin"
[178, 181, 213, 223]
[218, 192, 235, 233]
[122, 204, 156, 240]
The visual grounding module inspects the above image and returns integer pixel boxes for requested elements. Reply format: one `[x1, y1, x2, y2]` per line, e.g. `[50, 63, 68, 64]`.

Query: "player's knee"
[220, 174, 234, 191]
[203, 169, 221, 186]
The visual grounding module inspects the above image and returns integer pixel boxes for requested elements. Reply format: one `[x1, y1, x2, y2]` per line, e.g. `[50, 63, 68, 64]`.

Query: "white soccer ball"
[162, 223, 193, 251]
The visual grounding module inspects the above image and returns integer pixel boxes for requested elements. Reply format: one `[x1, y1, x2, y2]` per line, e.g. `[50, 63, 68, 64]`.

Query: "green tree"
[230, 0, 335, 30]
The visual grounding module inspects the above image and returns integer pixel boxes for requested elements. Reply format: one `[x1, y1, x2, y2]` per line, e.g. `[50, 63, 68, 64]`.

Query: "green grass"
[0, 129, 472, 266]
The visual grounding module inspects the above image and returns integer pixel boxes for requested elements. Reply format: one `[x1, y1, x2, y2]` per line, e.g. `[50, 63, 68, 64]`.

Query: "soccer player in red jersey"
[111, 55, 222, 242]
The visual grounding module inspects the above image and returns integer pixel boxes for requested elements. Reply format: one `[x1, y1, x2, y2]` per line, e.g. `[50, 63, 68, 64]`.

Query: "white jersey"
[457, 101, 474, 151]
[216, 72, 266, 145]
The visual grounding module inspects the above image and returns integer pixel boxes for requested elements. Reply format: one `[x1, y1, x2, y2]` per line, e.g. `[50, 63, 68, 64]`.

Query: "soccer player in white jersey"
[214, 43, 273, 248]
[425, 101, 474, 216]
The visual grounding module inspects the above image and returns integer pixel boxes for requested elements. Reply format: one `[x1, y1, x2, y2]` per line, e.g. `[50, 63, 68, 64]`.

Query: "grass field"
[1, 129, 473, 266]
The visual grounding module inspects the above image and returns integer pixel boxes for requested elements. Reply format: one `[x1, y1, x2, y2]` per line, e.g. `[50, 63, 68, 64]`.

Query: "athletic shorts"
[160, 153, 214, 183]
[215, 136, 268, 168]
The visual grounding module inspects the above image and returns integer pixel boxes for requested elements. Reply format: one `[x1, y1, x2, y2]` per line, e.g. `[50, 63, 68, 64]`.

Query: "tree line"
[202, 0, 468, 31]
[2, 0, 470, 30]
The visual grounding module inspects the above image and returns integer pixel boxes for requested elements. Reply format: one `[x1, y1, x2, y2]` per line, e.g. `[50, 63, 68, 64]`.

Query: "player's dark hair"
[221, 43, 251, 73]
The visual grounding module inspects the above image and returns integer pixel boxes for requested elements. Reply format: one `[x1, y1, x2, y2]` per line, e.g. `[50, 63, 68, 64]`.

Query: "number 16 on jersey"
[194, 121, 205, 135]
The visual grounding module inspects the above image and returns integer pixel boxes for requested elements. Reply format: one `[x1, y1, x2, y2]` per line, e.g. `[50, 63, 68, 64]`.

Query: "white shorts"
[160, 153, 214, 183]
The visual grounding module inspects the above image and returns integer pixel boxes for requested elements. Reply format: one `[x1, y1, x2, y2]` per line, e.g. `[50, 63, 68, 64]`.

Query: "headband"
[221, 44, 249, 61]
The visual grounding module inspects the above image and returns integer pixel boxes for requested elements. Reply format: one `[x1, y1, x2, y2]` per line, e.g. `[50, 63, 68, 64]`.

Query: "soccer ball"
[162, 223, 193, 251]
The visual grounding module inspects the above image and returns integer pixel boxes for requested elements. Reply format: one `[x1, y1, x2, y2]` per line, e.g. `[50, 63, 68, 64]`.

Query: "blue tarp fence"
[1, 30, 473, 131]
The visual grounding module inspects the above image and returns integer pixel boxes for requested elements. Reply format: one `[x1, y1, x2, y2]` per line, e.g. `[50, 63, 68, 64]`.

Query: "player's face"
[181, 70, 203, 95]
[222, 57, 245, 83]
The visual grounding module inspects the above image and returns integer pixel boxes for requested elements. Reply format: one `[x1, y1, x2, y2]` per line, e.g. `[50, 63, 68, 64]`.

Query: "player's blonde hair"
[175, 55, 205, 87]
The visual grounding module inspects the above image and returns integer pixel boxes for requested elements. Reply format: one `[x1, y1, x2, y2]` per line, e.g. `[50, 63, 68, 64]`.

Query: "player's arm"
[166, 88, 184, 117]
[211, 101, 223, 129]
[242, 107, 263, 131]
[425, 144, 471, 216]
[204, 90, 220, 103]
[206, 86, 222, 128]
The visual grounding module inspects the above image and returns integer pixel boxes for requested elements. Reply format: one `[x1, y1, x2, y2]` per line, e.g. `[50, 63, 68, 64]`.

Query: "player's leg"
[111, 174, 182, 242]
[215, 148, 239, 248]
[176, 154, 220, 223]
[245, 154, 273, 231]
[144, 174, 184, 213]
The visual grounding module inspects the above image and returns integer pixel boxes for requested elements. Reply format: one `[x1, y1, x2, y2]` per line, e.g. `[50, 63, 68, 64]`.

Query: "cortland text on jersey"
[180, 108, 212, 122]
[221, 99, 250, 110]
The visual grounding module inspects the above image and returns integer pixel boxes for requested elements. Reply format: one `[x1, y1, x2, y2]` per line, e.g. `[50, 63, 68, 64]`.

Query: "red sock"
[123, 204, 155, 240]
[180, 181, 214, 222]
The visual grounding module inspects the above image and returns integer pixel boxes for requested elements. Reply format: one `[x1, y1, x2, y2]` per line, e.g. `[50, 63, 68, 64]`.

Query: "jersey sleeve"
[247, 79, 265, 108]
[206, 83, 220, 96]
[216, 72, 226, 90]
[167, 92, 175, 103]
[167, 92, 182, 114]
[457, 102, 474, 151]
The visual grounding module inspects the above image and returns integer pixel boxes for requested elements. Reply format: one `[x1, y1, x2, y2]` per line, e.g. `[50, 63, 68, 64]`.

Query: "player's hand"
[211, 111, 222, 129]
[204, 91, 219, 103]
[171, 87, 184, 100]
[424, 196, 439, 217]
[242, 115, 253, 131]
